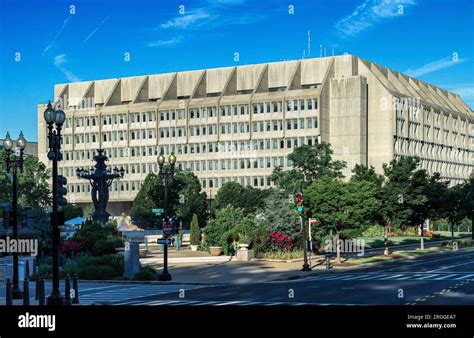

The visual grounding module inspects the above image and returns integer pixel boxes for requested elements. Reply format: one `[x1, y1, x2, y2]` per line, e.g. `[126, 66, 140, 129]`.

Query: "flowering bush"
[269, 231, 294, 251]
[61, 240, 86, 257]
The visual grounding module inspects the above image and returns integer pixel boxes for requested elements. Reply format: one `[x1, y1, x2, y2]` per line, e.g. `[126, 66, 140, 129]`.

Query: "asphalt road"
[1, 247, 473, 306]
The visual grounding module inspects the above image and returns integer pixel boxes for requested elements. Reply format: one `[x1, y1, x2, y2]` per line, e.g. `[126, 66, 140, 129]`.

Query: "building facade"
[37, 55, 474, 215]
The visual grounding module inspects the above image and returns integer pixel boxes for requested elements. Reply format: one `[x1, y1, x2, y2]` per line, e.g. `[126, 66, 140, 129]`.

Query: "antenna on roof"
[307, 30, 311, 57]
[303, 49, 306, 59]
[320, 44, 322, 57]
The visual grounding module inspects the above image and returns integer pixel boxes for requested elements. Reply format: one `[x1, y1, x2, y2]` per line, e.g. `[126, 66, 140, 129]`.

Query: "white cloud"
[42, 17, 71, 57]
[404, 57, 468, 77]
[147, 36, 183, 47]
[54, 54, 81, 82]
[335, 0, 416, 37]
[160, 10, 212, 29]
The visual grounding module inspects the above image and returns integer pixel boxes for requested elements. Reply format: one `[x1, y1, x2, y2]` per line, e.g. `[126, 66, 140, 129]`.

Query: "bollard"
[38, 278, 45, 306]
[65, 274, 71, 306]
[23, 278, 30, 306]
[6, 279, 12, 306]
[325, 255, 330, 270]
[25, 261, 30, 278]
[35, 278, 39, 300]
[72, 274, 79, 304]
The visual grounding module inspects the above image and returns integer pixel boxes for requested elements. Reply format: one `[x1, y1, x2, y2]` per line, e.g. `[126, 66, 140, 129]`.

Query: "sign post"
[159, 218, 173, 281]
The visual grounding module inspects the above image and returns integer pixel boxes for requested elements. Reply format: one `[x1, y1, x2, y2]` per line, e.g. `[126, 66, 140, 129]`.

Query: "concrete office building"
[37, 55, 474, 215]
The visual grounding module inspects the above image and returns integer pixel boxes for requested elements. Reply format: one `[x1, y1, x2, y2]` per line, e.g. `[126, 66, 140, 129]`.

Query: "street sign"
[152, 208, 164, 215]
[309, 218, 318, 226]
[157, 239, 171, 245]
[163, 221, 173, 239]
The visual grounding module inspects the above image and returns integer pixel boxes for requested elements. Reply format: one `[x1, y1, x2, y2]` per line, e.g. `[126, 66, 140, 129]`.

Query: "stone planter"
[209, 246, 223, 256]
[190, 245, 199, 252]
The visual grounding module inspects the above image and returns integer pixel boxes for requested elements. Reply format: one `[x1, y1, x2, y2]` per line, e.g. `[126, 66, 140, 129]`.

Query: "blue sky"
[0, 0, 473, 141]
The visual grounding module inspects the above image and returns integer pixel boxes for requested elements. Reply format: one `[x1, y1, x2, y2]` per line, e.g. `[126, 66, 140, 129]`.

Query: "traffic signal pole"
[296, 192, 311, 272]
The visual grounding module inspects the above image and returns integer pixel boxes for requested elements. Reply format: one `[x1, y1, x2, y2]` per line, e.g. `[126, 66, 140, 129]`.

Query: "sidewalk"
[141, 258, 328, 284]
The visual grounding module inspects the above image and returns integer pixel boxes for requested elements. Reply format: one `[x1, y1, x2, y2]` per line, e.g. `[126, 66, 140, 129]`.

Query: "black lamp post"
[470, 170, 474, 240]
[3, 131, 27, 299]
[76, 149, 125, 224]
[43, 100, 66, 305]
[158, 152, 176, 282]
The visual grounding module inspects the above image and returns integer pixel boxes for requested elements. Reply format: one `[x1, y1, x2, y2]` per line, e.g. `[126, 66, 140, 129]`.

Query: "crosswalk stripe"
[454, 273, 474, 280]
[416, 274, 439, 280]
[433, 274, 459, 280]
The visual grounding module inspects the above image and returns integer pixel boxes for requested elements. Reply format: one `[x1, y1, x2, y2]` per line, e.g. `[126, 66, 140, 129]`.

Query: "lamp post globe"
[168, 152, 176, 165]
[158, 154, 165, 166]
[3, 132, 13, 151]
[16, 131, 27, 150]
[43, 101, 56, 124]
[54, 109, 66, 126]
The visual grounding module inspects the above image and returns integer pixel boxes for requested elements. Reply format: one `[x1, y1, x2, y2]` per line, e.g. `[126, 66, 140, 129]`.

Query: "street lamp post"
[157, 152, 176, 282]
[3, 131, 27, 299]
[43, 100, 66, 306]
[470, 170, 474, 240]
[76, 149, 125, 224]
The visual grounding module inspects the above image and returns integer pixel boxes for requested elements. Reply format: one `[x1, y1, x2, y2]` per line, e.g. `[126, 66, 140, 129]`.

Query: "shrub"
[72, 220, 124, 256]
[64, 254, 123, 280]
[190, 214, 200, 246]
[203, 205, 257, 251]
[269, 231, 294, 251]
[362, 225, 385, 238]
[401, 226, 418, 236]
[134, 266, 158, 281]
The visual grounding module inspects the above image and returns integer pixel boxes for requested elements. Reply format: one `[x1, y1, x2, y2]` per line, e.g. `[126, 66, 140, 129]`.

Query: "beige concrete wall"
[329, 76, 368, 177]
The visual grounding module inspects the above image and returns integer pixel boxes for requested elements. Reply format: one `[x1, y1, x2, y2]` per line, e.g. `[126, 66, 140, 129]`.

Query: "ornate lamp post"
[3, 131, 27, 299]
[76, 149, 125, 224]
[43, 101, 66, 305]
[157, 152, 176, 281]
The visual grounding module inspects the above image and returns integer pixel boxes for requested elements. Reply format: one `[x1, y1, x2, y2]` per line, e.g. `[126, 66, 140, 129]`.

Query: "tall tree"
[304, 177, 380, 262]
[130, 169, 208, 229]
[0, 152, 51, 208]
[255, 189, 299, 237]
[213, 181, 270, 214]
[270, 143, 346, 192]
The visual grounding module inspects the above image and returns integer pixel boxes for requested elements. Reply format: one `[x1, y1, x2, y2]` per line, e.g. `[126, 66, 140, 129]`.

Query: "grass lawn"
[360, 232, 471, 249]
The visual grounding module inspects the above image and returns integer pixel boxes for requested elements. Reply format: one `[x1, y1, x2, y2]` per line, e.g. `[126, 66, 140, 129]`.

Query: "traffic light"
[57, 175, 68, 207]
[295, 192, 303, 213]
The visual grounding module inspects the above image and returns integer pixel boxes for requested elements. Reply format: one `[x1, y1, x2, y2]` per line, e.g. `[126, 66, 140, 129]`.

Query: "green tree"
[190, 214, 200, 246]
[0, 152, 51, 208]
[441, 182, 472, 242]
[270, 143, 346, 192]
[212, 181, 270, 214]
[61, 203, 84, 221]
[203, 205, 258, 255]
[130, 173, 161, 228]
[351, 164, 384, 187]
[173, 170, 208, 228]
[304, 177, 380, 262]
[131, 169, 208, 229]
[255, 189, 299, 237]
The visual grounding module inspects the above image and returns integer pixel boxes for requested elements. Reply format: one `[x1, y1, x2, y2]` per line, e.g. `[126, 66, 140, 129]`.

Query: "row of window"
[61, 136, 319, 163]
[68, 174, 274, 194]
